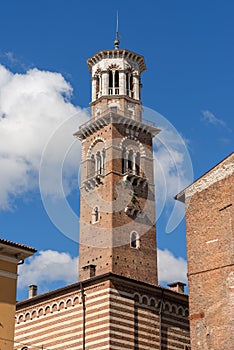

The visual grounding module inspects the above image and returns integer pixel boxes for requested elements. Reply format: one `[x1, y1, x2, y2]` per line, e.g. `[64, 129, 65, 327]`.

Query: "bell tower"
[75, 39, 160, 285]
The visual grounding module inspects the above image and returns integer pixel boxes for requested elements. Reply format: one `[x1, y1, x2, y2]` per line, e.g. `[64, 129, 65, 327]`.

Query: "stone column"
[91, 77, 97, 101]
[102, 71, 109, 96]
[133, 74, 140, 100]
[119, 71, 126, 95]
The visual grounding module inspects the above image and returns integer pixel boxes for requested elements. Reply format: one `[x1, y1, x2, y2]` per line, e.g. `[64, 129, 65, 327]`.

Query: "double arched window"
[89, 149, 105, 178]
[130, 231, 140, 249]
[122, 148, 140, 176]
[108, 70, 119, 95]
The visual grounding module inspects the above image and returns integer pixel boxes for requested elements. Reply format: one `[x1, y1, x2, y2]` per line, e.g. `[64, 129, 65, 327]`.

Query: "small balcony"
[123, 170, 147, 188]
[83, 174, 104, 192]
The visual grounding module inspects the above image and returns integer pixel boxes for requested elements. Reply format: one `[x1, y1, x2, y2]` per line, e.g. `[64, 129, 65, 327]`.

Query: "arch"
[45, 306, 51, 315]
[134, 293, 140, 303]
[178, 306, 184, 316]
[164, 302, 171, 313]
[18, 314, 24, 323]
[108, 65, 120, 95]
[87, 139, 106, 177]
[31, 310, 37, 319]
[150, 298, 156, 307]
[38, 308, 44, 316]
[73, 296, 79, 305]
[142, 295, 149, 306]
[130, 231, 140, 249]
[59, 301, 65, 310]
[66, 298, 72, 307]
[52, 303, 58, 312]
[87, 138, 106, 158]
[25, 312, 30, 321]
[171, 304, 177, 314]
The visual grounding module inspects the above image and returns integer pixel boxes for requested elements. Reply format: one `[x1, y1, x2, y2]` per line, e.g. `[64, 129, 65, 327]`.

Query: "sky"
[0, 0, 233, 300]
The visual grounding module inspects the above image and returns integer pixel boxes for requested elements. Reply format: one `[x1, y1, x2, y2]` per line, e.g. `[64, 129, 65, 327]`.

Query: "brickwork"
[176, 153, 234, 350]
[78, 121, 158, 285]
[14, 274, 190, 350]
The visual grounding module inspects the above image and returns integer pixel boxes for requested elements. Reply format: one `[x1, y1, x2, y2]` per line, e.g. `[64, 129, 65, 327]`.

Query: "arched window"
[130, 231, 140, 249]
[92, 206, 99, 223]
[126, 72, 133, 98]
[109, 70, 119, 95]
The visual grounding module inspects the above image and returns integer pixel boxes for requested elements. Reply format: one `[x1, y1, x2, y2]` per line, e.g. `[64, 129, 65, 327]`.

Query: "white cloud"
[0, 64, 89, 210]
[201, 110, 231, 131]
[18, 250, 78, 290]
[157, 248, 187, 284]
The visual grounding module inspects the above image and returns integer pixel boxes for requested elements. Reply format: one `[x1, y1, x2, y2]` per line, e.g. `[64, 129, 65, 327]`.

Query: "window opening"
[130, 231, 140, 249]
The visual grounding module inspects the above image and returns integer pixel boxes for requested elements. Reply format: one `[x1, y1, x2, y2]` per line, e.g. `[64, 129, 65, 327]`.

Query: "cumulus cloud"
[0, 64, 89, 210]
[18, 250, 78, 290]
[157, 248, 187, 284]
[201, 110, 231, 131]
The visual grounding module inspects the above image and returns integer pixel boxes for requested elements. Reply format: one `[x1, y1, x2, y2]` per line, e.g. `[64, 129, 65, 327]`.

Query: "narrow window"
[128, 150, 133, 172]
[96, 151, 101, 174]
[92, 206, 99, 223]
[96, 76, 100, 99]
[130, 231, 140, 249]
[109, 71, 113, 94]
[135, 152, 140, 176]
[122, 148, 126, 173]
[114, 70, 119, 94]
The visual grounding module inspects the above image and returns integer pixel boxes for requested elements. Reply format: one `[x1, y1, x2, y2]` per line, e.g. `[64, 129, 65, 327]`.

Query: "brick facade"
[14, 274, 190, 350]
[176, 153, 234, 349]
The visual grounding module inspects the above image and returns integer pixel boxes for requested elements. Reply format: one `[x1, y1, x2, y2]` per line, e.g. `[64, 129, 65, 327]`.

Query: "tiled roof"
[0, 238, 36, 252]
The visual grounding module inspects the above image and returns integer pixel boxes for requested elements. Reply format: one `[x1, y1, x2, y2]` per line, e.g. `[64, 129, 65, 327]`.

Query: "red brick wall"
[185, 155, 233, 349]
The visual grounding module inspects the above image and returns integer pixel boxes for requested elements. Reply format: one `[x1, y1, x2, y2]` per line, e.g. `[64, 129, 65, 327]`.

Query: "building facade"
[176, 153, 234, 350]
[0, 239, 35, 350]
[14, 41, 190, 350]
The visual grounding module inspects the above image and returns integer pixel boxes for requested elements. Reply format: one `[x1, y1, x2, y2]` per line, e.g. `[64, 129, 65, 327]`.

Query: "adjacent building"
[176, 152, 234, 349]
[0, 239, 36, 350]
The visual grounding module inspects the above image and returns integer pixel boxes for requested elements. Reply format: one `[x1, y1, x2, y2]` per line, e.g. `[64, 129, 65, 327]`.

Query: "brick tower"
[75, 39, 160, 285]
[176, 153, 234, 349]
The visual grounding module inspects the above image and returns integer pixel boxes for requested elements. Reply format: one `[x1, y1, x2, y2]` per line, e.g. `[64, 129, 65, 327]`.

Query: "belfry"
[75, 38, 160, 285]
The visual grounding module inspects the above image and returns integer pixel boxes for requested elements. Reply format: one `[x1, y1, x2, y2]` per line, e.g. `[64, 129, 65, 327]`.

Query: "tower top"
[114, 10, 120, 49]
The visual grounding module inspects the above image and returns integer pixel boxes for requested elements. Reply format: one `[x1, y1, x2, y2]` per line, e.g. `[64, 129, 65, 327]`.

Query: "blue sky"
[0, 0, 233, 300]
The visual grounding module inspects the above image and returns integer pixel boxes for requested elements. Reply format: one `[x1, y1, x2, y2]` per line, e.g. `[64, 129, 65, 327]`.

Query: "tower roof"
[87, 49, 146, 73]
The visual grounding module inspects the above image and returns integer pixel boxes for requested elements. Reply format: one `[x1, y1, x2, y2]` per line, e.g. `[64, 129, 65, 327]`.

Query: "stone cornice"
[87, 49, 146, 73]
[74, 112, 160, 140]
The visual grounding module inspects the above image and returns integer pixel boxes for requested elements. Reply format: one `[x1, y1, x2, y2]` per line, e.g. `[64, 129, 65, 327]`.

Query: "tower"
[14, 40, 191, 350]
[75, 39, 160, 285]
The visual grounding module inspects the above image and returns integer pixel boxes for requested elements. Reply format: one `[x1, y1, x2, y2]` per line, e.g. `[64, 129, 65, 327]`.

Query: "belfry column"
[133, 74, 140, 100]
[119, 71, 126, 95]
[102, 71, 109, 96]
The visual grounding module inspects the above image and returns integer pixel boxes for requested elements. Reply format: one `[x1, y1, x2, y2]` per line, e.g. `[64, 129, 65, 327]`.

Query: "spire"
[114, 10, 120, 49]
